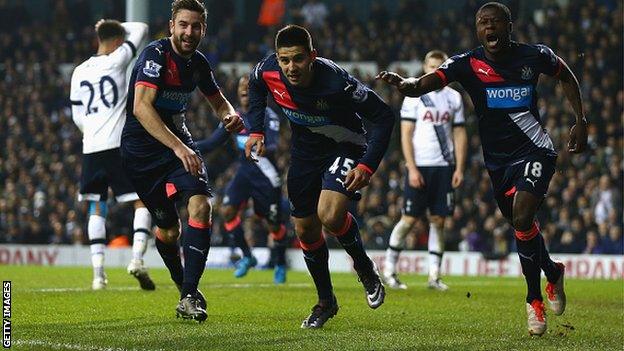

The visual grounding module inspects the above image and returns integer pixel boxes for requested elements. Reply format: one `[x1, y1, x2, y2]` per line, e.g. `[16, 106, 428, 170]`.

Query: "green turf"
[0, 265, 622, 351]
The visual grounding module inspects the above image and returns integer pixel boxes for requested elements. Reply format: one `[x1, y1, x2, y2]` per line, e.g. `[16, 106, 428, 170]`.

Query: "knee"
[294, 221, 315, 237]
[429, 215, 445, 228]
[512, 212, 533, 232]
[317, 206, 346, 234]
[188, 196, 212, 223]
[221, 205, 237, 223]
[401, 215, 417, 227]
[157, 224, 180, 244]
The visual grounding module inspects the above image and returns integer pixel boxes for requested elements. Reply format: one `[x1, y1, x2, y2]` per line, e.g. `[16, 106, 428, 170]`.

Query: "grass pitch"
[1, 265, 622, 350]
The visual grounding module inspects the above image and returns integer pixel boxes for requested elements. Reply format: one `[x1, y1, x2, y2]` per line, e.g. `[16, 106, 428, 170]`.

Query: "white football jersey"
[401, 87, 465, 166]
[70, 22, 148, 154]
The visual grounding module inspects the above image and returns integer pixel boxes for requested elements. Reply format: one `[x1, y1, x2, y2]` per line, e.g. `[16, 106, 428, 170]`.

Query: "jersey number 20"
[80, 76, 118, 115]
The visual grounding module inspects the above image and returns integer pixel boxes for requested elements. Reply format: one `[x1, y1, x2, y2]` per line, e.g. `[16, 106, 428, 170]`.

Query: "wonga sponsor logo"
[485, 85, 532, 108]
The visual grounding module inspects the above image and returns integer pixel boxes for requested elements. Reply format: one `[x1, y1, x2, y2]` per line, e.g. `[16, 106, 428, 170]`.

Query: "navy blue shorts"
[488, 151, 557, 220]
[223, 162, 283, 225]
[122, 156, 211, 229]
[403, 166, 455, 217]
[287, 149, 363, 218]
[79, 148, 139, 203]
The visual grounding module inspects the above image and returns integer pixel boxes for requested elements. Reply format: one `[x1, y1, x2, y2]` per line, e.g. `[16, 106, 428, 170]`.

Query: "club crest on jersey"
[143, 60, 162, 78]
[316, 99, 329, 110]
[521, 65, 534, 80]
[346, 82, 368, 103]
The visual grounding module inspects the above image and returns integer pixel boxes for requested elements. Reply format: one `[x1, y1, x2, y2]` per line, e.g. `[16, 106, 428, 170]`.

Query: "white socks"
[88, 215, 106, 278]
[132, 207, 152, 260]
[428, 222, 445, 280]
[384, 219, 412, 276]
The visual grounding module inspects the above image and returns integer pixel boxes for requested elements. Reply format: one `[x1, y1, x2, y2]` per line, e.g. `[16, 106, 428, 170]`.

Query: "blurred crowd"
[0, 0, 622, 256]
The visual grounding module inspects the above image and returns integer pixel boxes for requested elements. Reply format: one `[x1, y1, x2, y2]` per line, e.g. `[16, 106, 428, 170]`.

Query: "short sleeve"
[435, 53, 467, 86]
[107, 43, 135, 67]
[452, 91, 465, 126]
[400, 97, 419, 122]
[135, 45, 166, 90]
[196, 54, 220, 97]
[535, 44, 562, 77]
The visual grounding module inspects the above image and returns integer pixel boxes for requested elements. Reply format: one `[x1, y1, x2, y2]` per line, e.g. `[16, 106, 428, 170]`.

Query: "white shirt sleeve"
[69, 69, 85, 133]
[452, 91, 465, 125]
[400, 96, 420, 122]
[108, 22, 148, 67]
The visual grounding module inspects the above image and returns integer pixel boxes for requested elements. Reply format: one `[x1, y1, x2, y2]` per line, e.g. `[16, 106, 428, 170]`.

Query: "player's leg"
[131, 200, 151, 262]
[124, 200, 155, 290]
[427, 215, 447, 290]
[87, 200, 108, 290]
[427, 166, 454, 291]
[288, 159, 337, 328]
[267, 218, 288, 284]
[318, 190, 385, 309]
[295, 214, 338, 328]
[138, 187, 184, 290]
[221, 172, 256, 276]
[108, 147, 156, 289]
[384, 172, 424, 289]
[320, 153, 384, 308]
[78, 152, 110, 289]
[251, 175, 289, 284]
[222, 204, 256, 277]
[383, 214, 415, 289]
[163, 162, 213, 322]
[182, 193, 212, 296]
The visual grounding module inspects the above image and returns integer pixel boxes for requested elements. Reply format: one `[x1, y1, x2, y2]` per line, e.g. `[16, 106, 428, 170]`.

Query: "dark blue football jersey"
[196, 107, 280, 162]
[122, 38, 220, 171]
[247, 54, 395, 172]
[436, 42, 560, 170]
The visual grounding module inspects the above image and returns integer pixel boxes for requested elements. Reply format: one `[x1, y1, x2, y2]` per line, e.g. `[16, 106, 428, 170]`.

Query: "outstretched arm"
[195, 125, 230, 154]
[557, 58, 588, 153]
[375, 71, 444, 97]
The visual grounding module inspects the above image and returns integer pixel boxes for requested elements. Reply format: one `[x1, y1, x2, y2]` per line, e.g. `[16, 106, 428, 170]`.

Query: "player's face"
[475, 7, 512, 55]
[169, 9, 206, 57]
[423, 57, 444, 74]
[238, 76, 249, 107]
[276, 46, 316, 87]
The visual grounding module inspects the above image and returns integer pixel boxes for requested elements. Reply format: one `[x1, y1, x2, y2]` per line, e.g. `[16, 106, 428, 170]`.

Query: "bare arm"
[401, 121, 417, 172]
[205, 91, 243, 132]
[557, 57, 588, 153]
[400, 120, 425, 188]
[452, 125, 468, 188]
[133, 84, 201, 175]
[375, 71, 445, 97]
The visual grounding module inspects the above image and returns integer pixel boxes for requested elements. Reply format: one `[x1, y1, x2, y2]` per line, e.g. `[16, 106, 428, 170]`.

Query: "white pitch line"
[12, 340, 164, 351]
[24, 283, 312, 293]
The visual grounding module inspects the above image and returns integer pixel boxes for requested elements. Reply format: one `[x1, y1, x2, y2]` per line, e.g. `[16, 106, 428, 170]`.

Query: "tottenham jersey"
[70, 22, 148, 154]
[401, 87, 464, 166]
[435, 42, 559, 170]
[248, 54, 395, 172]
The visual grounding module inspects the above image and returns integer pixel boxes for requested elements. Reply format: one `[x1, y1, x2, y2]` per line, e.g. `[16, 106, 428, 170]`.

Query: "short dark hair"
[275, 25, 313, 52]
[476, 2, 512, 22]
[96, 20, 125, 42]
[171, 0, 207, 23]
[424, 50, 448, 62]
